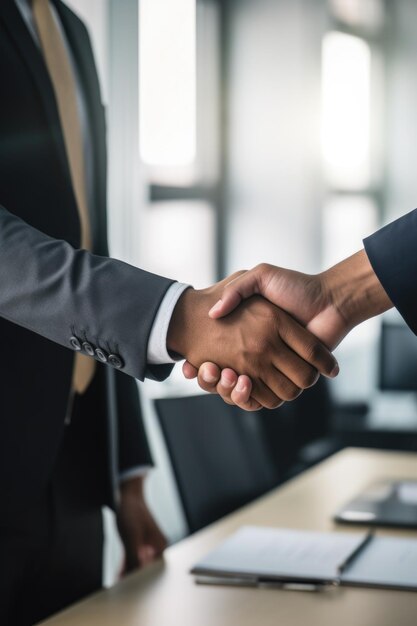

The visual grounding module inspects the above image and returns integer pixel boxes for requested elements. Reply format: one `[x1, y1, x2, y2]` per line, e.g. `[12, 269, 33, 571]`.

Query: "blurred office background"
[65, 0, 417, 583]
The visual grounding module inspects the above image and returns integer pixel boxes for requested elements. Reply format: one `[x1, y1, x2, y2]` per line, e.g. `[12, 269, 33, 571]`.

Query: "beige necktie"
[32, 0, 95, 394]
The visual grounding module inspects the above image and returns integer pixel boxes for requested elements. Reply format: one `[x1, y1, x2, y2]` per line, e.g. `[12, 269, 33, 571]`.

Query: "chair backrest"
[379, 322, 417, 392]
[154, 393, 277, 533]
[257, 377, 333, 476]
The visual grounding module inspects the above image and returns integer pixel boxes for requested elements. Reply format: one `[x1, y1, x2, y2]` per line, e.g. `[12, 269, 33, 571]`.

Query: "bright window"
[322, 195, 378, 268]
[321, 32, 371, 190]
[140, 201, 216, 288]
[329, 0, 384, 31]
[139, 0, 196, 169]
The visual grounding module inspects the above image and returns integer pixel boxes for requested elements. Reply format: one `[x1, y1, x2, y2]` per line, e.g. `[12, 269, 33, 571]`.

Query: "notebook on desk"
[192, 526, 417, 591]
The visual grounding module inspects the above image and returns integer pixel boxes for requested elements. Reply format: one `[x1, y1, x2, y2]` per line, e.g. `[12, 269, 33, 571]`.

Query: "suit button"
[70, 336, 82, 351]
[95, 348, 108, 363]
[82, 341, 95, 356]
[108, 354, 124, 369]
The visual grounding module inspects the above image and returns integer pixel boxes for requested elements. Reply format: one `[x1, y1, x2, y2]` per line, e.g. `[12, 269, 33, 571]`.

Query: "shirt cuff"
[147, 282, 190, 364]
[119, 465, 151, 484]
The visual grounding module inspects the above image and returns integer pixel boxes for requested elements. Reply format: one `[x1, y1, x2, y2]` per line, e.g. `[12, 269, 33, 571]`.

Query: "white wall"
[224, 0, 327, 275]
[385, 0, 417, 222]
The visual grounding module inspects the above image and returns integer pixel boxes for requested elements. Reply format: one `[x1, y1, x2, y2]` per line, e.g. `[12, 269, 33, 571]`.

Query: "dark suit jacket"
[364, 208, 417, 334]
[0, 0, 174, 514]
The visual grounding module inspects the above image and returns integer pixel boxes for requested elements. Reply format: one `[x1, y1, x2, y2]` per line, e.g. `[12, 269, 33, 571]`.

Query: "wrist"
[167, 271, 253, 363]
[321, 249, 393, 330]
[167, 287, 213, 361]
[120, 475, 145, 499]
[167, 287, 196, 359]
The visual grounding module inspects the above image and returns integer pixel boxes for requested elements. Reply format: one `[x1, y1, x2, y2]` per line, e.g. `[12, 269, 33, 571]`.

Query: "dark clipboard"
[334, 479, 417, 529]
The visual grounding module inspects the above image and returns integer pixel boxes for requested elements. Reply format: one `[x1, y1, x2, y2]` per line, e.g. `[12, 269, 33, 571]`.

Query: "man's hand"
[184, 250, 393, 409]
[117, 476, 167, 574]
[168, 275, 339, 409]
[209, 250, 392, 346]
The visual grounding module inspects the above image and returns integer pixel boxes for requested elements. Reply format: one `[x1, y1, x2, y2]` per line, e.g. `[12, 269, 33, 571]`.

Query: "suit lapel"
[0, 0, 72, 188]
[54, 0, 104, 113]
[54, 0, 106, 248]
[1, 0, 108, 249]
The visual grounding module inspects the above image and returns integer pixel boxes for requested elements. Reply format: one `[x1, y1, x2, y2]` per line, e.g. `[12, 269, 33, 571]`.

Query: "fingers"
[182, 361, 198, 379]
[198, 363, 247, 410]
[230, 376, 262, 411]
[209, 268, 263, 319]
[137, 545, 156, 567]
[209, 264, 280, 319]
[250, 379, 285, 410]
[196, 362, 223, 392]
[138, 531, 166, 567]
[215, 372, 266, 411]
[262, 366, 303, 402]
[269, 341, 320, 391]
[218, 368, 239, 395]
[263, 338, 320, 390]
[138, 513, 167, 567]
[146, 517, 168, 557]
[196, 364, 262, 411]
[195, 362, 295, 411]
[228, 303, 336, 405]
[280, 317, 339, 379]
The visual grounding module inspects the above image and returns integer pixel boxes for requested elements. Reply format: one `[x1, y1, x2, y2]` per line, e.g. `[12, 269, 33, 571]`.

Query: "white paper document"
[341, 535, 417, 589]
[193, 526, 417, 591]
[192, 526, 366, 583]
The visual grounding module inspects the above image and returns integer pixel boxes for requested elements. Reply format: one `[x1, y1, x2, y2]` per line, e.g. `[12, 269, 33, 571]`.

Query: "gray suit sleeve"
[0, 205, 175, 381]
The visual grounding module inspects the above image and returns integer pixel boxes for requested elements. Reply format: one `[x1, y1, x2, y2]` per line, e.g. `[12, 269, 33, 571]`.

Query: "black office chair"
[332, 321, 417, 453]
[379, 321, 417, 393]
[154, 393, 278, 534]
[258, 377, 340, 478]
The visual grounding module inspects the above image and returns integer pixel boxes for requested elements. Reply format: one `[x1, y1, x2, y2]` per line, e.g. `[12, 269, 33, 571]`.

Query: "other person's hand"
[117, 475, 167, 573]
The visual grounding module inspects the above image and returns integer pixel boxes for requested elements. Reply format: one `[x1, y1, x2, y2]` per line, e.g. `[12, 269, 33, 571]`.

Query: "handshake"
[167, 249, 393, 411]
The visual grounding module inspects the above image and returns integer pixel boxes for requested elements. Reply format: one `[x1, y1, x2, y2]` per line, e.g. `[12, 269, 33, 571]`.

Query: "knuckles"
[243, 336, 272, 359]
[254, 262, 273, 275]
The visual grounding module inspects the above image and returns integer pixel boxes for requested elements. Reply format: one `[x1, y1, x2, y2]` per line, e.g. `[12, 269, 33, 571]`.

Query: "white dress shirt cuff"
[119, 465, 151, 484]
[147, 282, 190, 365]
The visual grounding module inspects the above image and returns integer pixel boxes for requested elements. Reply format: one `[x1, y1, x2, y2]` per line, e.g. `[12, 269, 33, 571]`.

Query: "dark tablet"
[335, 480, 417, 529]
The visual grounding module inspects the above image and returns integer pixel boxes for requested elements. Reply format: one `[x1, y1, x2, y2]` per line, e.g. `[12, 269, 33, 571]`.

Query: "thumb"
[209, 270, 262, 319]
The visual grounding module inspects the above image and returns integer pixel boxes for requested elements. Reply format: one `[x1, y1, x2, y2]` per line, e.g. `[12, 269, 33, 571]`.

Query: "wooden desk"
[41, 448, 417, 626]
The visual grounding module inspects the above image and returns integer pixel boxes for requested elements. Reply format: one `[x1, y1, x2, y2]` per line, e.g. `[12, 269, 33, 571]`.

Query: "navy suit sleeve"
[364, 208, 417, 334]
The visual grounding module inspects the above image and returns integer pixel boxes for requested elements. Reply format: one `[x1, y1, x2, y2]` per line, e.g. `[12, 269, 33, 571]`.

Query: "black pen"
[337, 530, 374, 576]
